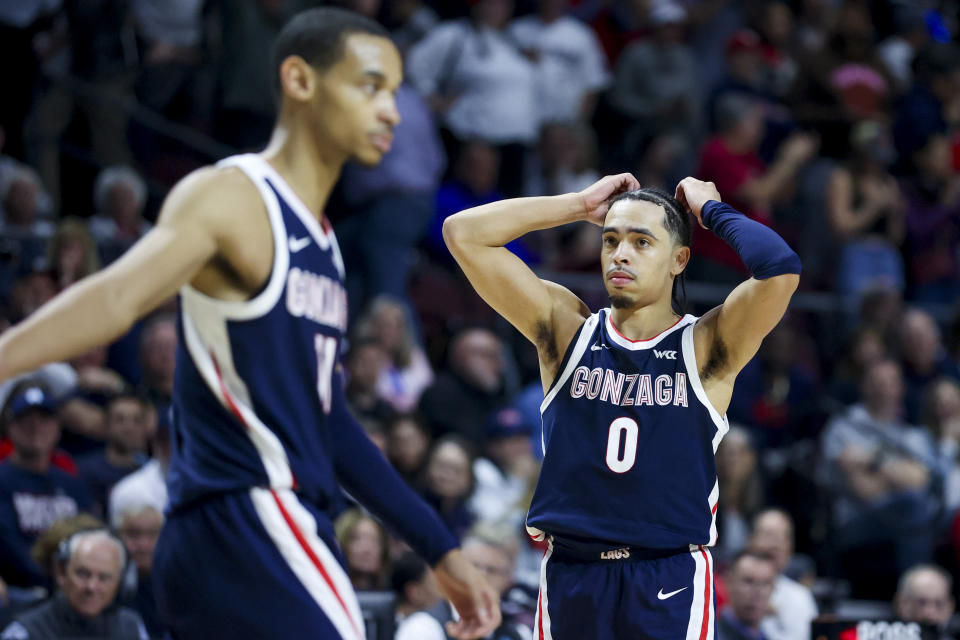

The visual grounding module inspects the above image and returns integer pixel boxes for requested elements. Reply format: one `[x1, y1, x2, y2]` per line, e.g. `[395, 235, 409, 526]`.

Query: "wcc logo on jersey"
[569, 366, 689, 407]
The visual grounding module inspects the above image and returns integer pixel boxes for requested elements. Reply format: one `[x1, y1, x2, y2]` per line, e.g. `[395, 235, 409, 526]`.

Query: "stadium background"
[1, 0, 960, 638]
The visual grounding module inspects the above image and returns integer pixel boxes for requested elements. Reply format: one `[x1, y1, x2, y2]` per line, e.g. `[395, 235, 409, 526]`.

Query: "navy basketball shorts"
[154, 488, 366, 640]
[533, 537, 716, 640]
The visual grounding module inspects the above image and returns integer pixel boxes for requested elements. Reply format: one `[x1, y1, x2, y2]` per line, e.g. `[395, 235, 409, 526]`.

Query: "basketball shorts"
[154, 488, 366, 640]
[533, 536, 716, 640]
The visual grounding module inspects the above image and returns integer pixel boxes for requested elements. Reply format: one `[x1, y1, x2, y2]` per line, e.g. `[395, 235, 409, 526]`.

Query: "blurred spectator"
[344, 338, 394, 425]
[76, 392, 148, 518]
[892, 43, 960, 166]
[728, 321, 819, 447]
[29, 513, 104, 581]
[922, 379, 960, 512]
[354, 297, 434, 413]
[899, 132, 960, 305]
[820, 358, 938, 598]
[826, 326, 889, 409]
[586, 0, 649, 64]
[57, 346, 129, 456]
[747, 509, 818, 640]
[893, 564, 955, 638]
[717, 550, 778, 640]
[694, 94, 817, 282]
[113, 500, 165, 639]
[392, 552, 445, 640]
[470, 407, 538, 527]
[421, 436, 476, 541]
[338, 84, 445, 315]
[0, 165, 54, 277]
[334, 509, 391, 591]
[407, 0, 537, 196]
[420, 327, 511, 446]
[7, 271, 57, 324]
[212, 1, 295, 150]
[46, 218, 101, 293]
[2, 529, 147, 639]
[715, 427, 766, 562]
[787, 2, 893, 158]
[137, 313, 176, 409]
[754, 2, 798, 99]
[877, 7, 930, 93]
[0, 384, 92, 587]
[88, 167, 151, 265]
[898, 309, 960, 423]
[826, 120, 905, 303]
[525, 122, 600, 198]
[388, 0, 439, 56]
[607, 3, 699, 168]
[508, 0, 610, 124]
[387, 413, 431, 490]
[108, 406, 170, 526]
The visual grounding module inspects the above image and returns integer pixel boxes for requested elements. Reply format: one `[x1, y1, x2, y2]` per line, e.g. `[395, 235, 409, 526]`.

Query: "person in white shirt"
[393, 552, 446, 640]
[748, 508, 819, 640]
[508, 0, 610, 124]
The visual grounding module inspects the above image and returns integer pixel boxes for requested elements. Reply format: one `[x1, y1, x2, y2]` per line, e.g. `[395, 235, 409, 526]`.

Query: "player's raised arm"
[0, 167, 247, 382]
[443, 175, 638, 369]
[677, 177, 801, 408]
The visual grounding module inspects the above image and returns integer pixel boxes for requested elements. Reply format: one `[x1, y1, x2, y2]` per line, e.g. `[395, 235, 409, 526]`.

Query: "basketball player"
[443, 175, 801, 639]
[0, 9, 499, 640]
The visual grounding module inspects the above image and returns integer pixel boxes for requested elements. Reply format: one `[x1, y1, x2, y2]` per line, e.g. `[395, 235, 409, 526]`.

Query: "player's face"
[600, 201, 688, 310]
[311, 34, 402, 167]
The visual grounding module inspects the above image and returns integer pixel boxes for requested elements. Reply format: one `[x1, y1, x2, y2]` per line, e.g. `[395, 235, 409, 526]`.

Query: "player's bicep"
[709, 274, 799, 373]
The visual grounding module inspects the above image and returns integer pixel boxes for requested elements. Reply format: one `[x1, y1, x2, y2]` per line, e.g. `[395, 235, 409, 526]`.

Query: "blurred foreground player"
[444, 176, 800, 638]
[0, 9, 499, 640]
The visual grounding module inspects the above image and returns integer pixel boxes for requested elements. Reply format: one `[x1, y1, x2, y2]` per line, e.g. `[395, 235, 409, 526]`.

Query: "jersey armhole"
[680, 322, 730, 451]
[540, 312, 600, 414]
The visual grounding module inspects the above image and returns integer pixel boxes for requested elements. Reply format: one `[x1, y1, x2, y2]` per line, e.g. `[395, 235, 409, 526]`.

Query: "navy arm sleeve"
[328, 371, 458, 565]
[701, 200, 802, 279]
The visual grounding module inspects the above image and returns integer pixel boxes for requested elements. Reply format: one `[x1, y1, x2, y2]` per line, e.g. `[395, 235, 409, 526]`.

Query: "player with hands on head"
[0, 8, 498, 640]
[443, 173, 800, 639]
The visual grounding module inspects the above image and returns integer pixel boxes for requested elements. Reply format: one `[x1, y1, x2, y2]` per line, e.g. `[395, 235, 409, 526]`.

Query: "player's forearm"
[443, 193, 585, 250]
[702, 200, 801, 279]
[0, 272, 139, 381]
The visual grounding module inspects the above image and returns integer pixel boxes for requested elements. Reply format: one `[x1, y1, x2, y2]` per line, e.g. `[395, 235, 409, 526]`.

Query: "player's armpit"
[0, 167, 242, 382]
[696, 273, 799, 382]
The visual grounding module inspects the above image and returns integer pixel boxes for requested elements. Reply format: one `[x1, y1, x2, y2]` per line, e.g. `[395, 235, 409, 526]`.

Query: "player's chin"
[352, 147, 385, 168]
[608, 292, 637, 309]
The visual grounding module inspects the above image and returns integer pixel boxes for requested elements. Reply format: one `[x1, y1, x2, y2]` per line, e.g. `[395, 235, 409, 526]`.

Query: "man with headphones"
[1, 529, 147, 639]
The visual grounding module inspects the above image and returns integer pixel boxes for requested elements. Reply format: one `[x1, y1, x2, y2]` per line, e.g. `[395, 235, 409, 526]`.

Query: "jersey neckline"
[603, 310, 696, 351]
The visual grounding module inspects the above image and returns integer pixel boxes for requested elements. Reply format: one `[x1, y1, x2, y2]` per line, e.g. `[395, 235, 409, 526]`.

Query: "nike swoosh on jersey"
[657, 587, 688, 600]
[288, 235, 312, 253]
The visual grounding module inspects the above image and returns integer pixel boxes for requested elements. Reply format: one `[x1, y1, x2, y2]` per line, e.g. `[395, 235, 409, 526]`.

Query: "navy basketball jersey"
[526, 310, 729, 548]
[167, 154, 349, 511]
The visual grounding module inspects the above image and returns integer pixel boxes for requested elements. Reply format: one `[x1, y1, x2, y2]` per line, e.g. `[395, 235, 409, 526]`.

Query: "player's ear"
[672, 246, 690, 276]
[279, 55, 317, 103]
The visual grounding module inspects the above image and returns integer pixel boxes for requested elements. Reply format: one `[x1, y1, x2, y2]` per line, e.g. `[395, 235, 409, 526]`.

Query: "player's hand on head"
[674, 177, 722, 229]
[580, 173, 641, 226]
[433, 549, 502, 639]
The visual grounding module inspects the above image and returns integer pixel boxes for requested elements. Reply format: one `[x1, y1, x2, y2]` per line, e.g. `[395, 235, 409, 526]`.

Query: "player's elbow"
[442, 214, 468, 252]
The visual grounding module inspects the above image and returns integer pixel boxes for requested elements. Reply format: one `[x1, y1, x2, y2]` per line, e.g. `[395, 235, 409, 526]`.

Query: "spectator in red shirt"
[694, 93, 818, 282]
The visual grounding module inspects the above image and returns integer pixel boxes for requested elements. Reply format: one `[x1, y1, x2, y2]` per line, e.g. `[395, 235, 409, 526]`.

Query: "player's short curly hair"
[608, 188, 692, 315]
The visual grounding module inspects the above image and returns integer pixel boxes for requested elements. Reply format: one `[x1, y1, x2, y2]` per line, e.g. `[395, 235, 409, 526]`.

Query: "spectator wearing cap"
[470, 407, 538, 527]
[392, 552, 446, 640]
[76, 393, 148, 519]
[0, 529, 147, 640]
[0, 385, 92, 588]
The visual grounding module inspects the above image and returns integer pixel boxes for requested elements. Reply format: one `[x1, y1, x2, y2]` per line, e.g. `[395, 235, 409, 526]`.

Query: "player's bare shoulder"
[160, 163, 274, 300]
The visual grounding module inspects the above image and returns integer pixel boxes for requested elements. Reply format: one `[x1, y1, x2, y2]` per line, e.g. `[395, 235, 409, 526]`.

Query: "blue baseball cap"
[8, 386, 57, 419]
[486, 407, 533, 440]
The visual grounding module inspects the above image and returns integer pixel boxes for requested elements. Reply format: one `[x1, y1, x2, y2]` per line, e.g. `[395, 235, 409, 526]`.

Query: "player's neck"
[261, 123, 342, 220]
[609, 299, 681, 342]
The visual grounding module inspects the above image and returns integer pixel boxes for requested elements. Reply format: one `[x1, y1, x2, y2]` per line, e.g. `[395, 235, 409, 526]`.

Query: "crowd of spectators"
[2, 0, 960, 638]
